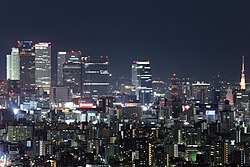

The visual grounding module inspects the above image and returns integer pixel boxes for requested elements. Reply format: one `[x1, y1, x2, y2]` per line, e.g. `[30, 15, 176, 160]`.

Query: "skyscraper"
[240, 55, 246, 90]
[57, 51, 66, 86]
[191, 82, 210, 104]
[62, 51, 83, 97]
[131, 60, 153, 105]
[18, 40, 36, 91]
[83, 56, 109, 99]
[35, 42, 51, 94]
[6, 48, 20, 80]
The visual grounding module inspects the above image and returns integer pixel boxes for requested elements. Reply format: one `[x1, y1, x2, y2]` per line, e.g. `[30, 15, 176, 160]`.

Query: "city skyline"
[1, 1, 250, 166]
[1, 1, 250, 80]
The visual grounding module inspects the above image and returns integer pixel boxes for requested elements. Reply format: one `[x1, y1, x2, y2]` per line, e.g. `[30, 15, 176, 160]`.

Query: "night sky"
[1, 0, 250, 80]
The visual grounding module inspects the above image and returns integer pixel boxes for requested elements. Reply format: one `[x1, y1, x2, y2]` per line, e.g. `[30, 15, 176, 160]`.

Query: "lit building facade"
[18, 40, 36, 91]
[50, 86, 71, 103]
[6, 48, 20, 80]
[62, 51, 83, 97]
[57, 51, 66, 86]
[7, 80, 22, 107]
[191, 82, 210, 104]
[240, 55, 246, 90]
[35, 42, 51, 94]
[7, 123, 33, 142]
[225, 88, 234, 105]
[83, 56, 109, 99]
[131, 60, 153, 105]
[234, 56, 249, 110]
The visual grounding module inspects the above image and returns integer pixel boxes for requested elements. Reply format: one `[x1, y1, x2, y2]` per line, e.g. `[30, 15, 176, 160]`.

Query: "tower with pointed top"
[240, 55, 246, 90]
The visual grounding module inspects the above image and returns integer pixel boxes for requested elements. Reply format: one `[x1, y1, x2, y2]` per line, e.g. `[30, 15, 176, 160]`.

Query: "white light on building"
[6, 48, 20, 80]
[35, 42, 51, 94]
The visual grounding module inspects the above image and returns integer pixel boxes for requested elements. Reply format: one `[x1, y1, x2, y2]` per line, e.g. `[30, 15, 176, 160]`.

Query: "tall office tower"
[6, 48, 20, 80]
[240, 56, 246, 90]
[191, 82, 211, 104]
[57, 51, 66, 85]
[170, 74, 182, 118]
[35, 42, 51, 94]
[180, 79, 192, 102]
[131, 63, 138, 86]
[131, 60, 153, 105]
[62, 51, 83, 97]
[171, 73, 178, 100]
[83, 56, 109, 99]
[220, 109, 234, 133]
[18, 41, 36, 91]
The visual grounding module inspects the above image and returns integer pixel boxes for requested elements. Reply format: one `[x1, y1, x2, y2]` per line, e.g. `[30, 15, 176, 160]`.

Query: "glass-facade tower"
[6, 48, 20, 80]
[35, 42, 51, 94]
[62, 51, 83, 97]
[131, 60, 153, 105]
[83, 56, 109, 99]
[18, 40, 36, 91]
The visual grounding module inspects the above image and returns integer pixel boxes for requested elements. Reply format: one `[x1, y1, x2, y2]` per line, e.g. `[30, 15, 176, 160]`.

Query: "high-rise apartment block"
[131, 60, 153, 105]
[35, 42, 51, 94]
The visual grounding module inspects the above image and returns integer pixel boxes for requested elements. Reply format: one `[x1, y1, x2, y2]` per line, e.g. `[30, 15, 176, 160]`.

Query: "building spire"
[240, 55, 246, 90]
[242, 55, 245, 72]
